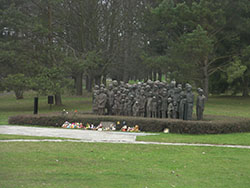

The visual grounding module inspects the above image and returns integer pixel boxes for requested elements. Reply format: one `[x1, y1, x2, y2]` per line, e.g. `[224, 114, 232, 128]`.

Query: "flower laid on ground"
[62, 109, 69, 115]
[121, 125, 127, 132]
[61, 121, 116, 131]
[61, 121, 140, 132]
[61, 121, 83, 129]
[163, 128, 169, 133]
[121, 125, 140, 132]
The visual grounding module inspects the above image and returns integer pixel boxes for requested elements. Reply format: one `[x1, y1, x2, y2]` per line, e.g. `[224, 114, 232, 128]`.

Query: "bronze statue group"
[92, 80, 206, 120]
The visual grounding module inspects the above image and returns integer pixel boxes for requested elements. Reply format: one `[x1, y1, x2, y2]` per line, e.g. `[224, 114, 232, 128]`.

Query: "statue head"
[168, 97, 172, 103]
[103, 88, 108, 94]
[94, 85, 99, 90]
[120, 81, 125, 87]
[158, 82, 164, 89]
[140, 89, 145, 96]
[145, 85, 151, 91]
[121, 94, 126, 99]
[129, 94, 134, 100]
[180, 91, 186, 99]
[112, 80, 118, 87]
[162, 91, 167, 97]
[100, 84, 105, 89]
[170, 80, 176, 88]
[173, 100, 177, 106]
[125, 83, 129, 89]
[108, 83, 113, 90]
[125, 97, 129, 102]
[186, 84, 192, 92]
[148, 91, 153, 97]
[197, 88, 204, 95]
[147, 79, 154, 87]
[154, 80, 160, 86]
[177, 84, 182, 90]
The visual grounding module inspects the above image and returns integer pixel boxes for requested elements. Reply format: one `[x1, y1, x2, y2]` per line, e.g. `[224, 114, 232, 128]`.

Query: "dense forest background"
[1, 0, 250, 104]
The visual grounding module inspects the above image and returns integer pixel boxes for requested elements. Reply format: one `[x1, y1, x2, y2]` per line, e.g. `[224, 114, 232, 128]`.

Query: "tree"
[3, 74, 29, 99]
[0, 0, 40, 99]
[145, 0, 238, 97]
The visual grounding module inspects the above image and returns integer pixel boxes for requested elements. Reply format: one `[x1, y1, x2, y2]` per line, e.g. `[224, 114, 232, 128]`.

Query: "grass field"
[1, 142, 250, 188]
[1, 92, 250, 187]
[137, 132, 250, 146]
[0, 92, 92, 125]
[0, 134, 79, 140]
[205, 96, 250, 118]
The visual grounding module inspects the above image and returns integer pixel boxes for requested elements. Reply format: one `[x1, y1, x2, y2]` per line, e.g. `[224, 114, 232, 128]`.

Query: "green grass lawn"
[137, 132, 250, 146]
[0, 134, 78, 140]
[205, 96, 250, 118]
[0, 142, 250, 188]
[1, 92, 250, 187]
[0, 92, 92, 125]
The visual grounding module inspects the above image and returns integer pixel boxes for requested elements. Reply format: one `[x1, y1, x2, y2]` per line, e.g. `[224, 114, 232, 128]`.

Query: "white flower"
[164, 128, 169, 133]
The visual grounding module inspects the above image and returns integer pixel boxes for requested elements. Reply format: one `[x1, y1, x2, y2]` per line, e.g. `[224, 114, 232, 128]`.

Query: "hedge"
[8, 113, 250, 134]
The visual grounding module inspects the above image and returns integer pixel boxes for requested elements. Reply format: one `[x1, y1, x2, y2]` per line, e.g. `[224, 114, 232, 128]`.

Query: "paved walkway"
[0, 125, 156, 143]
[1, 125, 250, 149]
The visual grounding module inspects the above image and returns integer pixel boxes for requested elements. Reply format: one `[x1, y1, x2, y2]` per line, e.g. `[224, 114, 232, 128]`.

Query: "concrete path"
[1, 125, 250, 149]
[0, 125, 156, 143]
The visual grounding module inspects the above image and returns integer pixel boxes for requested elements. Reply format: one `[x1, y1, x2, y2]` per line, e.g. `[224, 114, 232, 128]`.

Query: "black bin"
[48, 95, 54, 104]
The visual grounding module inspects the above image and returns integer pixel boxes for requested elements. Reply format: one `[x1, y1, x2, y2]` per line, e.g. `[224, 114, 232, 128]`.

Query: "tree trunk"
[242, 76, 249, 97]
[102, 75, 107, 86]
[87, 75, 93, 92]
[95, 76, 101, 86]
[86, 75, 89, 91]
[153, 71, 157, 81]
[55, 93, 62, 105]
[75, 72, 83, 96]
[149, 71, 153, 81]
[15, 90, 24, 100]
[158, 70, 162, 82]
[48, 4, 52, 43]
[203, 59, 209, 98]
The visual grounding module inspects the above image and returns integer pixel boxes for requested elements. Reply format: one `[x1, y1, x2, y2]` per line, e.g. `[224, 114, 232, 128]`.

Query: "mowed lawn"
[0, 92, 92, 125]
[1, 93, 250, 187]
[0, 142, 250, 188]
[137, 132, 250, 146]
[205, 96, 250, 118]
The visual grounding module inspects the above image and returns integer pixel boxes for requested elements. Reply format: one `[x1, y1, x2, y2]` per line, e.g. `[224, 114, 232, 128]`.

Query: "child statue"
[196, 88, 206, 120]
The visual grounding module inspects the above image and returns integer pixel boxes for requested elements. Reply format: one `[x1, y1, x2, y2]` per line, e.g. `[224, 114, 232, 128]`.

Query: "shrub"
[8, 113, 250, 134]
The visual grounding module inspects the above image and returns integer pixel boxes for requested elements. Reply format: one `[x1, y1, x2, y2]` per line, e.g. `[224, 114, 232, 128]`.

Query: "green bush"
[8, 113, 250, 134]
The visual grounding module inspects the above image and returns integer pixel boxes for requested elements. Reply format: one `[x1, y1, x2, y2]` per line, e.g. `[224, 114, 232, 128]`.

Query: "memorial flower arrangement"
[61, 120, 139, 132]
[61, 121, 116, 131]
[61, 121, 83, 129]
[121, 125, 140, 132]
